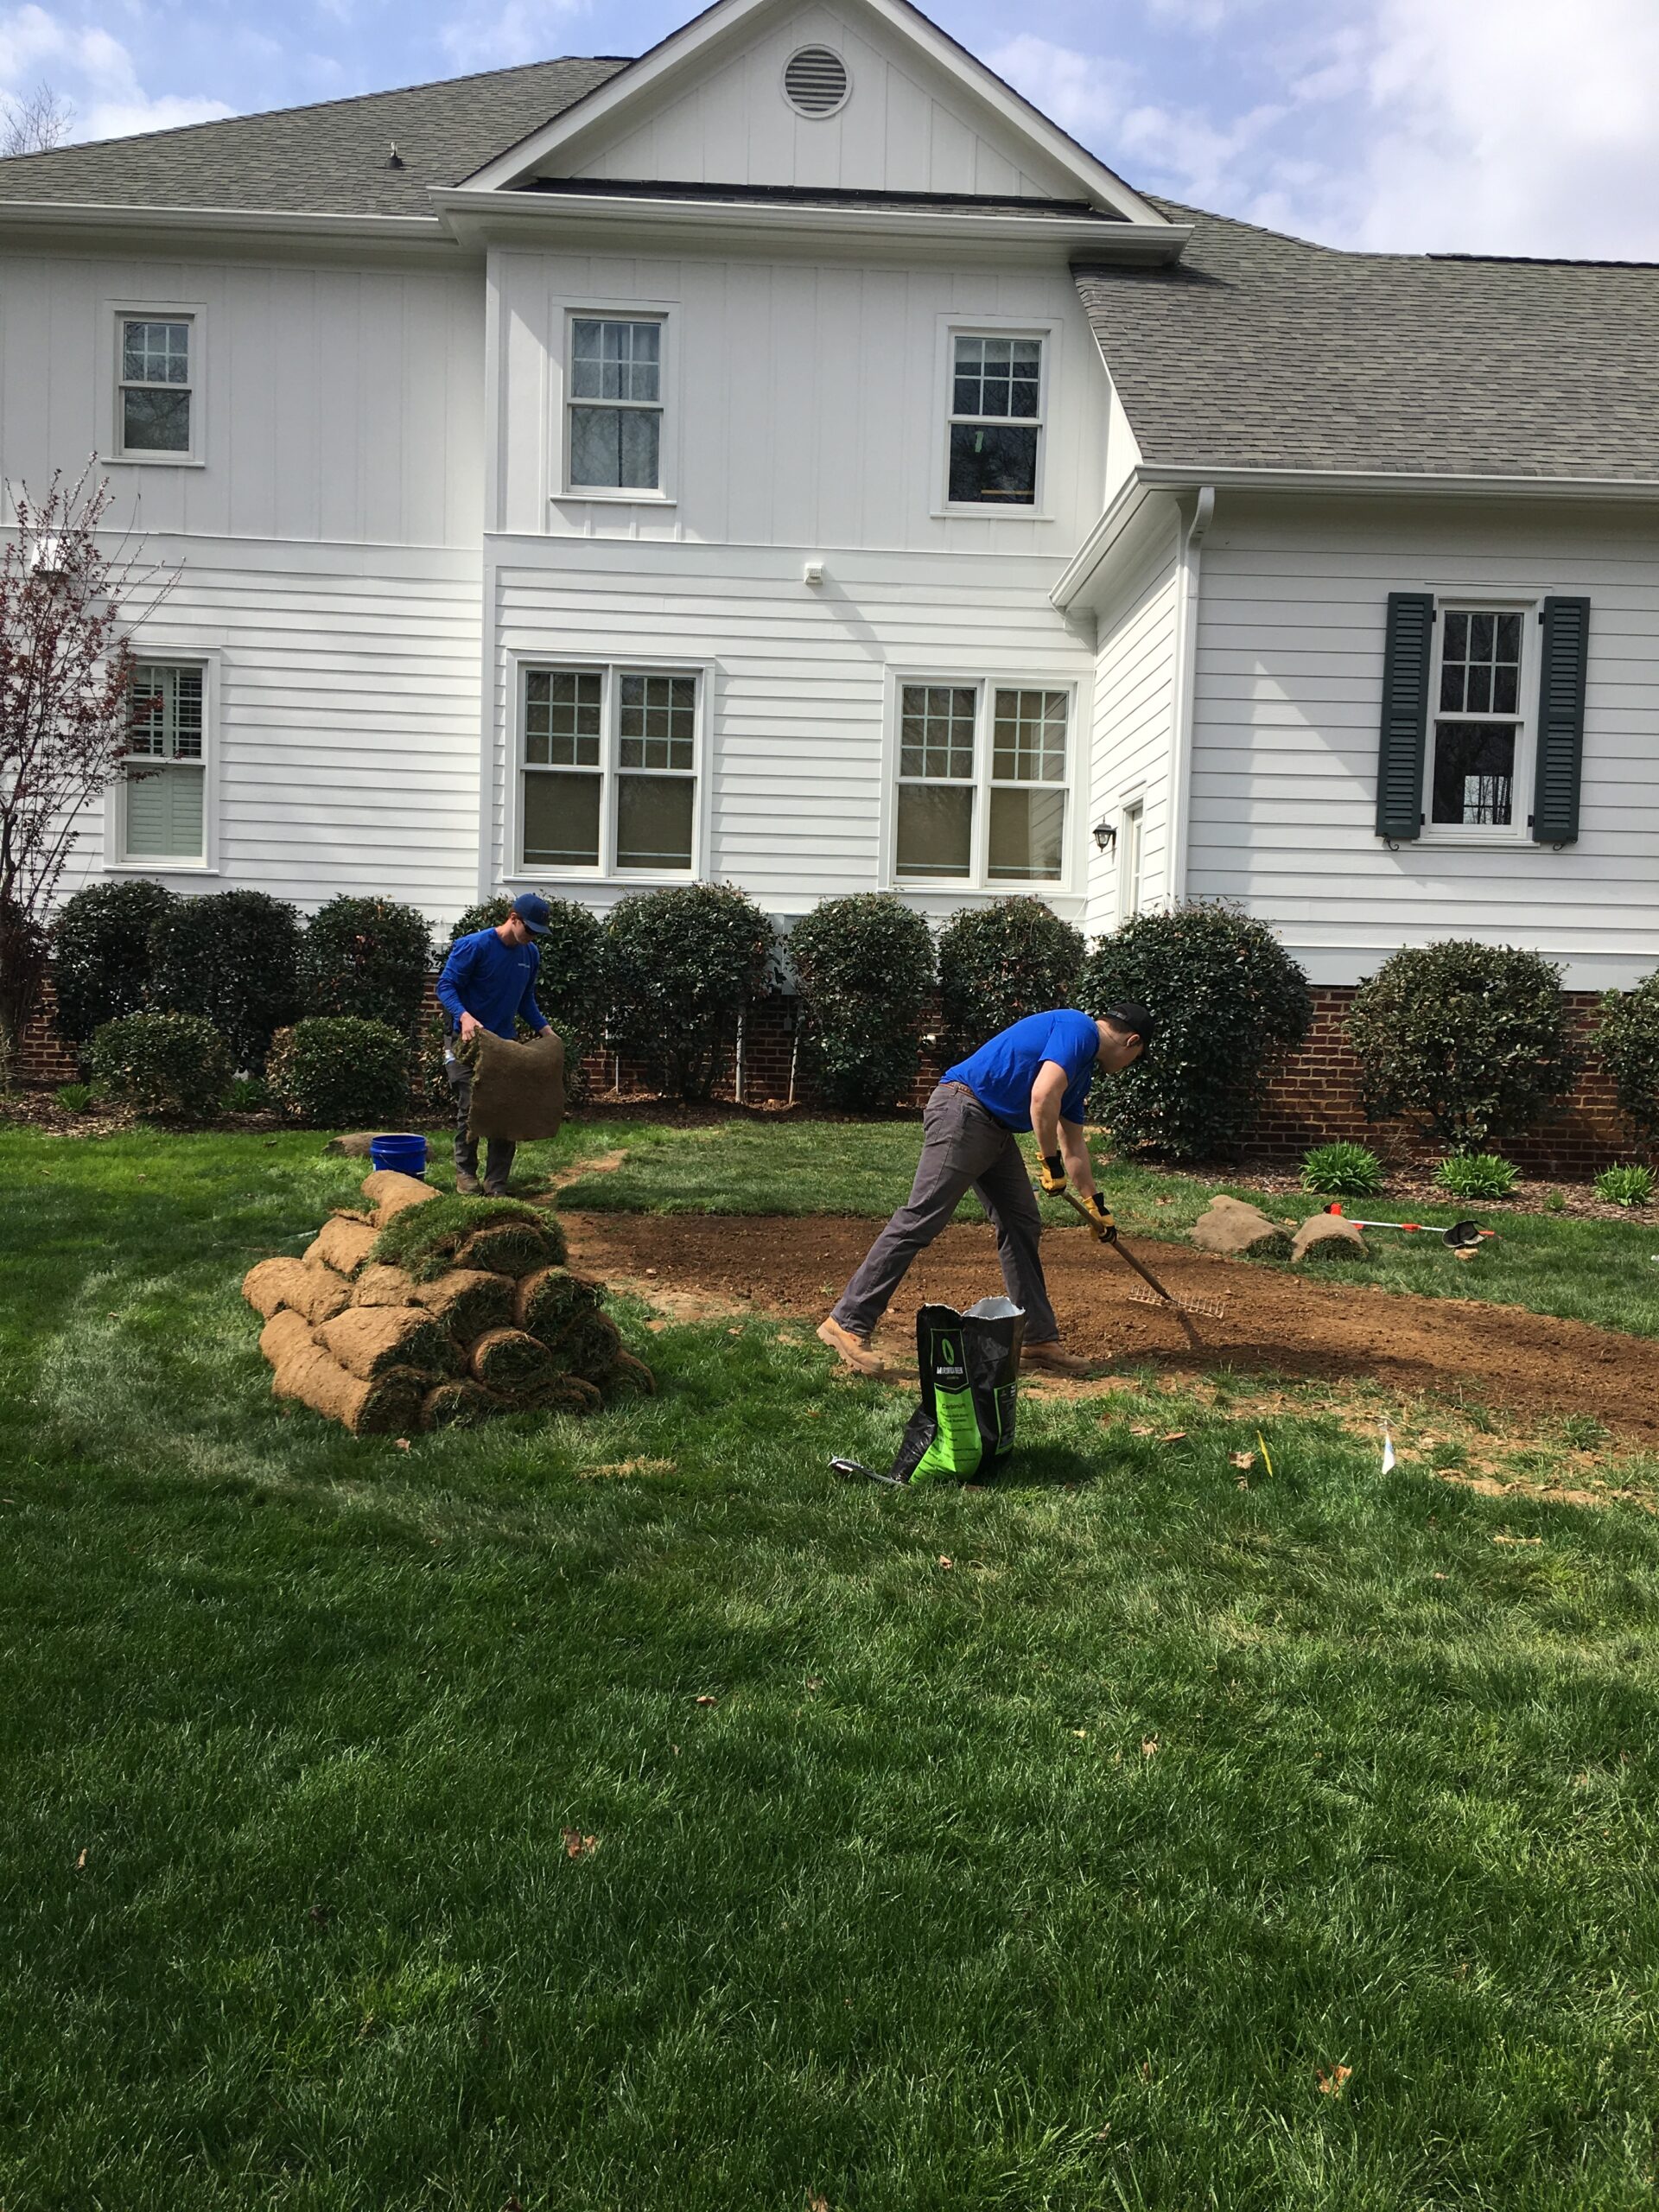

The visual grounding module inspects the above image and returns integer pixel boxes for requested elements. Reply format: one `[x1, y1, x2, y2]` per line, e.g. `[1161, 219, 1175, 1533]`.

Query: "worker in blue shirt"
[436, 893, 556, 1194]
[818, 1001, 1154, 1377]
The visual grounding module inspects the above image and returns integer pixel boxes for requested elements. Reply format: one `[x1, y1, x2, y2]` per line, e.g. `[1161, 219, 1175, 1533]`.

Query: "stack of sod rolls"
[242, 1169, 652, 1435]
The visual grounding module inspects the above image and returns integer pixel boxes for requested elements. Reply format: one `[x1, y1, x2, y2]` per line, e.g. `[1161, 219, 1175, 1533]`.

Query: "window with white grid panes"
[1427, 607, 1528, 830]
[520, 664, 698, 875]
[568, 317, 663, 492]
[123, 663, 206, 861]
[893, 681, 1071, 887]
[118, 317, 193, 456]
[948, 334, 1042, 505]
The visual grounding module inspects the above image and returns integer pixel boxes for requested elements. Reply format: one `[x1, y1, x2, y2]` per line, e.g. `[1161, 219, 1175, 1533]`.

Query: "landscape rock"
[1191, 1196, 1292, 1258]
[1290, 1213, 1369, 1263]
[322, 1133, 385, 1158]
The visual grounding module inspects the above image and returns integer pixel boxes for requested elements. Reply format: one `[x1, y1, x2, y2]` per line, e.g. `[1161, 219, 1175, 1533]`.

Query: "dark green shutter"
[1376, 592, 1433, 840]
[1531, 596, 1590, 845]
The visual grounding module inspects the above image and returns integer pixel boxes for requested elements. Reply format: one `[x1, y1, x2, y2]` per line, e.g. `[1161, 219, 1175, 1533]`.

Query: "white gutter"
[1049, 472, 1157, 610]
[1165, 485, 1215, 911]
[1135, 461, 1659, 503]
[0, 198, 449, 245]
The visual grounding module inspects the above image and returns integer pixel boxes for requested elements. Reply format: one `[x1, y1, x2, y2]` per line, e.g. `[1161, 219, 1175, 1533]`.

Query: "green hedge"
[147, 890, 302, 1073]
[300, 896, 432, 1034]
[938, 898, 1085, 1053]
[51, 880, 175, 1052]
[1593, 973, 1659, 1147]
[267, 1016, 411, 1128]
[605, 884, 774, 1103]
[88, 1011, 231, 1122]
[790, 893, 935, 1111]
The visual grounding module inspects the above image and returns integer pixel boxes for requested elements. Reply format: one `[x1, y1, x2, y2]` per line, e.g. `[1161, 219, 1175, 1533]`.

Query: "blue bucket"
[369, 1132, 428, 1180]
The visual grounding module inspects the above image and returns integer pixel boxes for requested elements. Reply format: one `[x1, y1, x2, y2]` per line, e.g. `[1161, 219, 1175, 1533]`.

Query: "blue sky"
[4, 0, 1657, 257]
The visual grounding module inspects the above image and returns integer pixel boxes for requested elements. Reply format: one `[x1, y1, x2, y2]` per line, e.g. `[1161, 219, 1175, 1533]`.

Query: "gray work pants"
[831, 1081, 1058, 1343]
[445, 1055, 516, 1192]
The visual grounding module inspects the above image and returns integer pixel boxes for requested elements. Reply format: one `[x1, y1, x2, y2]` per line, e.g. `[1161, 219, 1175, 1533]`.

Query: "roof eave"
[1135, 461, 1659, 499]
[0, 198, 454, 249]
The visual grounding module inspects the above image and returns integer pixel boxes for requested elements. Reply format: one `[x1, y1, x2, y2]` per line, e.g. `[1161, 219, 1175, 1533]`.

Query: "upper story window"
[520, 662, 698, 877]
[122, 662, 207, 863]
[118, 315, 194, 459]
[894, 680, 1071, 887]
[568, 317, 664, 493]
[948, 334, 1043, 507]
[1429, 607, 1527, 831]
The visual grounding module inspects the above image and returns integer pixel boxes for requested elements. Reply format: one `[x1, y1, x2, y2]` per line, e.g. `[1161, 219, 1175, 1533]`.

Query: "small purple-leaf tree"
[0, 465, 175, 1084]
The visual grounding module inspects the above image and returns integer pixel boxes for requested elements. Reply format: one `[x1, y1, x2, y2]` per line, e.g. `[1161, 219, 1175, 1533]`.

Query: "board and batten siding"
[0, 249, 484, 549]
[54, 540, 482, 925]
[1082, 499, 1179, 933]
[1185, 494, 1659, 989]
[490, 245, 1106, 559]
[487, 537, 1095, 918]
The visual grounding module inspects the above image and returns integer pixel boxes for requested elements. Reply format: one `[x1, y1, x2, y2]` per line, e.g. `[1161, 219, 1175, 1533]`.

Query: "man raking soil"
[817, 1001, 1154, 1378]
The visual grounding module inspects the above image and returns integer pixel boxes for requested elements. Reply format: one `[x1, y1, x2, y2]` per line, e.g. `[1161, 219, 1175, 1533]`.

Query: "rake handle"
[1055, 1186, 1181, 1308]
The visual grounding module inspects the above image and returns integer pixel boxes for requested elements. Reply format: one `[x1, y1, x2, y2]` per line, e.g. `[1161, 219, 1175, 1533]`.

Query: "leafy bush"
[50, 879, 175, 1051]
[1593, 975, 1659, 1147]
[1346, 942, 1579, 1149]
[790, 893, 935, 1111]
[224, 1075, 270, 1113]
[605, 883, 774, 1103]
[444, 895, 606, 1095]
[88, 1011, 231, 1122]
[148, 889, 302, 1072]
[300, 895, 432, 1034]
[1595, 1163, 1655, 1208]
[1434, 1152, 1518, 1200]
[1078, 902, 1313, 1161]
[267, 1017, 411, 1127]
[55, 1082, 92, 1113]
[1300, 1141, 1384, 1198]
[938, 898, 1086, 1053]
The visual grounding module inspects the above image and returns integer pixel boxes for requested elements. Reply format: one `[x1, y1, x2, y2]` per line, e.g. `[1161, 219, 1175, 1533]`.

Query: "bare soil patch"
[563, 1211, 1659, 1448]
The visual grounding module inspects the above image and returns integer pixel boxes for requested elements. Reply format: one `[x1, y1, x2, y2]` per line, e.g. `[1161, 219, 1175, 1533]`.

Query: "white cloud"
[440, 0, 589, 70]
[0, 3, 232, 142]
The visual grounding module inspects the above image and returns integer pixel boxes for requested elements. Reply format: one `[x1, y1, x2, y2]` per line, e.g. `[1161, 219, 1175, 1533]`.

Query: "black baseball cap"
[1100, 1000, 1155, 1050]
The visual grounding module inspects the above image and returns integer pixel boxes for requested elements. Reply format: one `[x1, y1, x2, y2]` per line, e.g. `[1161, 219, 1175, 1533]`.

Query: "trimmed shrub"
[1434, 1151, 1518, 1200]
[1595, 1163, 1654, 1209]
[268, 1017, 411, 1128]
[51, 879, 175, 1052]
[88, 1010, 231, 1122]
[148, 889, 302, 1072]
[1346, 942, 1580, 1150]
[1078, 902, 1313, 1161]
[300, 896, 432, 1034]
[938, 898, 1086, 1053]
[1593, 974, 1659, 1147]
[446, 897, 513, 945]
[1300, 1141, 1384, 1198]
[605, 883, 774, 1103]
[444, 895, 607, 1093]
[790, 893, 935, 1111]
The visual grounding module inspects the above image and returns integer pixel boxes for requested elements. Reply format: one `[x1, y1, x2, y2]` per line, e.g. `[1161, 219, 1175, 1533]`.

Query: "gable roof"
[1076, 200, 1659, 483]
[0, 57, 627, 219]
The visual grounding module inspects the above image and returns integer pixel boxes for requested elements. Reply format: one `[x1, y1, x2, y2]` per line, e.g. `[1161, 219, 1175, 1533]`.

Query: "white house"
[2, 0, 1656, 991]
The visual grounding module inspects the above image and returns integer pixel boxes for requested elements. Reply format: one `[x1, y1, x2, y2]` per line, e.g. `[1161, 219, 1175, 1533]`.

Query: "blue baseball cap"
[511, 892, 551, 938]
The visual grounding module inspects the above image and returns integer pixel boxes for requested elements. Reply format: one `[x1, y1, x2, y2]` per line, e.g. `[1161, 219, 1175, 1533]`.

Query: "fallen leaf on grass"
[581, 1458, 675, 1481]
[727, 1326, 743, 1337]
[1493, 1534, 1543, 1547]
[808, 2196, 830, 2211]
[695, 1694, 718, 1707]
[1160, 1431, 1187, 1445]
[1130, 1423, 1155, 1437]
[938, 1556, 954, 1570]
[394, 1438, 411, 1451]
[1433, 1571, 1447, 1580]
[1230, 1451, 1255, 1470]
[1071, 1727, 1088, 1738]
[75, 1848, 86, 1871]
[805, 1677, 823, 1693]
[1317, 2064, 1353, 2097]
[1141, 1736, 1159, 1758]
[646, 1319, 668, 1334]
[562, 1829, 600, 1859]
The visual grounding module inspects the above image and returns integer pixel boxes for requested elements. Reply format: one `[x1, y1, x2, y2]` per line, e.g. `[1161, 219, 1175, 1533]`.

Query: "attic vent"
[783, 46, 849, 118]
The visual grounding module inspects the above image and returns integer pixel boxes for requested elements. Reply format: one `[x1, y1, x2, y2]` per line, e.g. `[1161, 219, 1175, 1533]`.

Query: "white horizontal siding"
[1084, 501, 1179, 935]
[1186, 494, 1659, 988]
[486, 537, 1094, 917]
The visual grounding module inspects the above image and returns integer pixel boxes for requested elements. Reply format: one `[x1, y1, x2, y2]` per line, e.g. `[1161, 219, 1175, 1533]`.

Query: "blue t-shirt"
[944, 1009, 1100, 1131]
[435, 927, 547, 1042]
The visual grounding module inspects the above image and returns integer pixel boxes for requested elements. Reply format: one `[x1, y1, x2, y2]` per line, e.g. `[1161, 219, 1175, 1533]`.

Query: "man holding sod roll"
[817, 1001, 1154, 1378]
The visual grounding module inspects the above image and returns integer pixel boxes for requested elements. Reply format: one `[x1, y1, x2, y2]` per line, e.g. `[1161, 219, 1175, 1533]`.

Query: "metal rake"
[1052, 1187, 1228, 1329]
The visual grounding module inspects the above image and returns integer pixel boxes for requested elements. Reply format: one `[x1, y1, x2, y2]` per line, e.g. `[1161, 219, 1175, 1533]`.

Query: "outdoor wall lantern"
[1091, 818, 1117, 855]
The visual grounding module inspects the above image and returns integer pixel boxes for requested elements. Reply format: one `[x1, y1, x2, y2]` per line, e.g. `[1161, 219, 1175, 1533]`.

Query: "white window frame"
[507, 651, 709, 885]
[1118, 795, 1146, 923]
[1421, 590, 1540, 847]
[934, 315, 1057, 520]
[556, 303, 676, 506]
[105, 301, 207, 468]
[105, 647, 220, 875]
[884, 671, 1080, 893]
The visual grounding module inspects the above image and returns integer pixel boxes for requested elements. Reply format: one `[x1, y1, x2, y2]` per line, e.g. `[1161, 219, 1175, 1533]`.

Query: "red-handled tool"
[1324, 1204, 1496, 1249]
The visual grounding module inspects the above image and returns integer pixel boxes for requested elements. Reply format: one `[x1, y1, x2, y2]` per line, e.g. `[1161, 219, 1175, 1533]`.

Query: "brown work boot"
[1021, 1339, 1099, 1378]
[816, 1316, 888, 1377]
[455, 1169, 481, 1195]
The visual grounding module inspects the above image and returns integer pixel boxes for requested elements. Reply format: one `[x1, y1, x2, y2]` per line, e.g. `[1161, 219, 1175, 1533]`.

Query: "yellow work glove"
[1039, 1151, 1067, 1194]
[1081, 1192, 1117, 1243]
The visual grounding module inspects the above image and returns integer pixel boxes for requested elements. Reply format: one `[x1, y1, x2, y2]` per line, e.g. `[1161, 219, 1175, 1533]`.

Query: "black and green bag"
[835, 1297, 1026, 1487]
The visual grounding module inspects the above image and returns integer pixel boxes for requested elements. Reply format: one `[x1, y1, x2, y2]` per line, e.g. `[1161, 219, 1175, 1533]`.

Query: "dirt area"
[563, 1211, 1659, 1450]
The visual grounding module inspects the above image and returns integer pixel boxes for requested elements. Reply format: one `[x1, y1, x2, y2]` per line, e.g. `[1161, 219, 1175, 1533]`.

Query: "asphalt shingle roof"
[1076, 198, 1659, 481]
[0, 56, 629, 217]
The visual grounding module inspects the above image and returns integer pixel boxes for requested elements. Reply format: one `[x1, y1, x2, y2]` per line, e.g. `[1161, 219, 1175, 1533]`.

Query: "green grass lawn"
[5, 1124, 1659, 2209]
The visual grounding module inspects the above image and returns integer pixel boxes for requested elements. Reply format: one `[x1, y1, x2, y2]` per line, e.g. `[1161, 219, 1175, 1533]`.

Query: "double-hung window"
[894, 681, 1071, 885]
[1427, 607, 1528, 831]
[568, 317, 664, 493]
[118, 315, 194, 457]
[521, 664, 698, 875]
[947, 334, 1044, 506]
[123, 662, 207, 863]
[1119, 799, 1146, 919]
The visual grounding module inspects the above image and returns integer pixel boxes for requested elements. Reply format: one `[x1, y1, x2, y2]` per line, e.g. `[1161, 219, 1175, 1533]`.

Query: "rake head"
[1127, 1287, 1228, 1322]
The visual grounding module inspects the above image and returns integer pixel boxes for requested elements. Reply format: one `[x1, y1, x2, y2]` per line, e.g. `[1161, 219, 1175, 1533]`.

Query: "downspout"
[1165, 485, 1215, 907]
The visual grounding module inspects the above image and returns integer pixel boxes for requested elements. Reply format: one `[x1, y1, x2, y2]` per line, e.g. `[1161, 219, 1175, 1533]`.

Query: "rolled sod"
[594, 1350, 657, 1400]
[467, 1326, 556, 1395]
[315, 1306, 461, 1382]
[259, 1310, 425, 1436]
[371, 1194, 566, 1282]
[361, 1167, 440, 1225]
[242, 1256, 351, 1325]
[514, 1265, 601, 1338]
[351, 1262, 420, 1308]
[413, 1268, 515, 1340]
[518, 1372, 604, 1414]
[556, 1309, 624, 1376]
[305, 1216, 378, 1277]
[421, 1379, 494, 1430]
